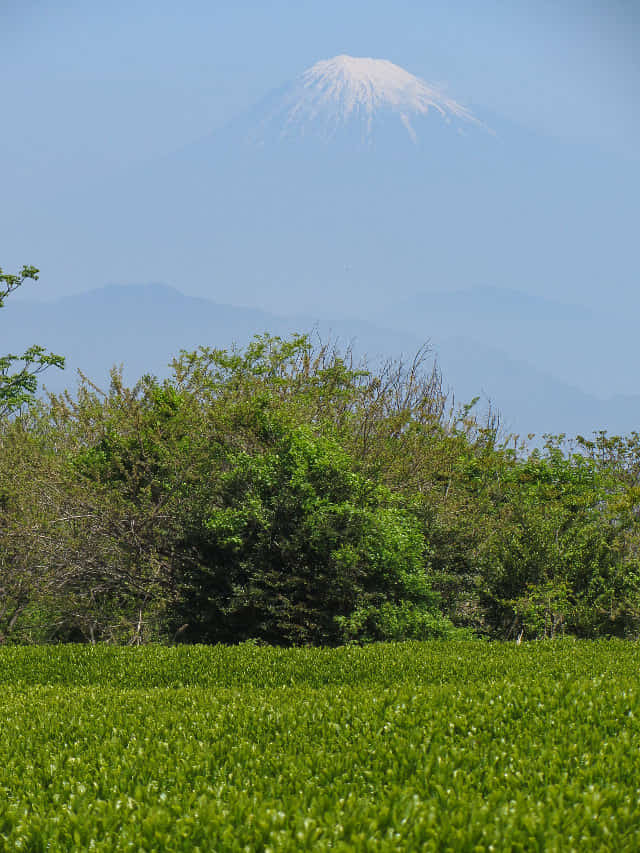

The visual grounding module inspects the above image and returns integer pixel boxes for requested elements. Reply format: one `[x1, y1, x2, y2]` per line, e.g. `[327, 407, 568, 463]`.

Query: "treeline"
[1, 328, 640, 645]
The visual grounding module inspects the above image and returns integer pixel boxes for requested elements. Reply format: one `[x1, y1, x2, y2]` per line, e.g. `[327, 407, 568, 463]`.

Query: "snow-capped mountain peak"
[252, 54, 480, 144]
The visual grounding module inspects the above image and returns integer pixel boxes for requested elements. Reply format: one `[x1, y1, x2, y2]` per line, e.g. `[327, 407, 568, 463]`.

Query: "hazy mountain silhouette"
[3, 54, 638, 417]
[377, 286, 634, 399]
[5, 283, 638, 439]
[8, 55, 636, 331]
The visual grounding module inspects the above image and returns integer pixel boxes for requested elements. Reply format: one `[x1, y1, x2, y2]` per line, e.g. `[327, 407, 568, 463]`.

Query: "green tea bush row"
[0, 642, 639, 849]
[0, 639, 638, 688]
[0, 644, 640, 853]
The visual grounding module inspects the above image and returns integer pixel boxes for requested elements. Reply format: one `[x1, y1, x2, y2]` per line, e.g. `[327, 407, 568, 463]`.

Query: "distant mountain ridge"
[376, 286, 633, 400]
[2, 54, 637, 427]
[4, 283, 639, 439]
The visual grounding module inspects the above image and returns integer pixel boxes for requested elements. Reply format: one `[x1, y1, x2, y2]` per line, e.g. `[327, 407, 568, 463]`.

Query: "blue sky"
[3, 0, 638, 172]
[2, 0, 640, 418]
[1, 0, 638, 310]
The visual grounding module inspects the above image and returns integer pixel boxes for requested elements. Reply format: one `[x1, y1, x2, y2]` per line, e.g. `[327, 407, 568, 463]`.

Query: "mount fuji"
[4, 55, 639, 436]
[13, 52, 619, 316]
[244, 54, 483, 146]
[63, 54, 508, 316]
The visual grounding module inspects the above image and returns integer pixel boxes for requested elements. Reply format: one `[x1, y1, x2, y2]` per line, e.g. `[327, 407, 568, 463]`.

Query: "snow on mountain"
[11, 53, 636, 434]
[250, 54, 482, 144]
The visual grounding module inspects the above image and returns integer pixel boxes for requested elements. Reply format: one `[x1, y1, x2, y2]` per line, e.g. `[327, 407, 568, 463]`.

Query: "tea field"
[0, 641, 639, 851]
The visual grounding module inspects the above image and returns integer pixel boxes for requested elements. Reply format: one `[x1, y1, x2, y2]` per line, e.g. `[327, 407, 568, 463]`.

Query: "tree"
[0, 265, 64, 416]
[168, 393, 454, 645]
[2, 329, 639, 644]
[476, 437, 640, 638]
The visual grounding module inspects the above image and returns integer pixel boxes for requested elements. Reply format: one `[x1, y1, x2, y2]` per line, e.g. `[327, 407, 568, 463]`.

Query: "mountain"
[2, 54, 638, 415]
[244, 54, 483, 146]
[376, 287, 634, 400]
[4, 284, 298, 391]
[7, 53, 636, 319]
[5, 283, 639, 439]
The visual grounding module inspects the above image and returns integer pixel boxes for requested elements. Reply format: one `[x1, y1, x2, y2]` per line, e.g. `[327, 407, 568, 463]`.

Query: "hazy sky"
[3, 0, 638, 173]
[2, 0, 640, 414]
[2, 0, 638, 309]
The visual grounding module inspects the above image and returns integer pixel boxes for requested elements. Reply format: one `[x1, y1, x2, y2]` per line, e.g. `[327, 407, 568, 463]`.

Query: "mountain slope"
[247, 54, 482, 146]
[5, 284, 639, 438]
[8, 52, 636, 321]
[2, 54, 638, 413]
[376, 287, 635, 399]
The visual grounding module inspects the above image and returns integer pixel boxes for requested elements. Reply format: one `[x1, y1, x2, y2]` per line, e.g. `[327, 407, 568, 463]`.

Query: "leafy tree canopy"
[0, 265, 64, 417]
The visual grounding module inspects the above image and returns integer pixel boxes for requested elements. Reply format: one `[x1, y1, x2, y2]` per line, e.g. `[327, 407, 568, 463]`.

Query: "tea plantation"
[1, 641, 639, 851]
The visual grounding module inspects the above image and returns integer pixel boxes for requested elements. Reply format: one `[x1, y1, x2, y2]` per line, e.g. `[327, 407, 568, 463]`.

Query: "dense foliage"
[1, 294, 640, 642]
[1, 331, 639, 644]
[1, 641, 639, 850]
